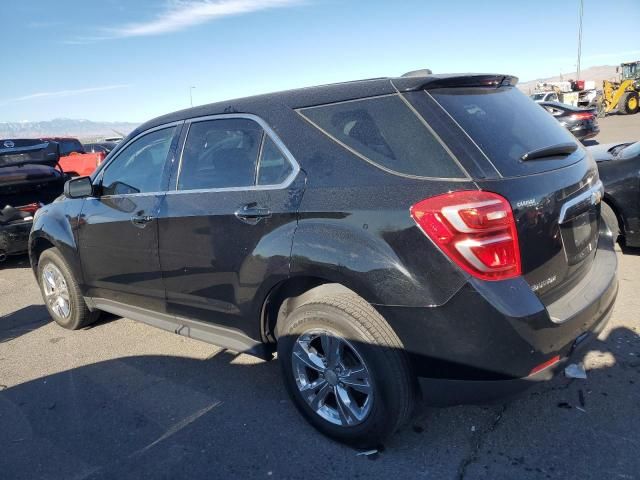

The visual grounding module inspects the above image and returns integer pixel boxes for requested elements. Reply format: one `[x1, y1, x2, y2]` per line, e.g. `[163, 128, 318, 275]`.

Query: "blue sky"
[2, 0, 639, 122]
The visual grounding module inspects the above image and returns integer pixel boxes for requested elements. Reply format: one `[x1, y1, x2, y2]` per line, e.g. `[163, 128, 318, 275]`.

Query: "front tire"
[277, 286, 416, 448]
[37, 248, 99, 330]
[620, 92, 639, 115]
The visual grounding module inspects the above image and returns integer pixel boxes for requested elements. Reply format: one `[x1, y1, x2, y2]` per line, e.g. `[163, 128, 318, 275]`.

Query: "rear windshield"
[299, 95, 465, 178]
[59, 139, 85, 156]
[431, 87, 581, 177]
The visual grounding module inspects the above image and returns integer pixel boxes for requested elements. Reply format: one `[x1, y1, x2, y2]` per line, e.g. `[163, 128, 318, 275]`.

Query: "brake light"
[410, 191, 521, 281]
[571, 112, 594, 121]
[18, 203, 41, 215]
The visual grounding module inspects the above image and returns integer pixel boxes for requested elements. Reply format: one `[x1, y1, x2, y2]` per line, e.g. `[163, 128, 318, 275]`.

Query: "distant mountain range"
[518, 65, 618, 93]
[0, 118, 139, 141]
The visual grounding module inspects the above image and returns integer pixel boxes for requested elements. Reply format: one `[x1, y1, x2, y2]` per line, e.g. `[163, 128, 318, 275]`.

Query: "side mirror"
[64, 176, 95, 199]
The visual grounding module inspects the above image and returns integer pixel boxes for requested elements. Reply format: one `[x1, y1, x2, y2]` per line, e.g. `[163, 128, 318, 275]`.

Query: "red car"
[41, 137, 104, 177]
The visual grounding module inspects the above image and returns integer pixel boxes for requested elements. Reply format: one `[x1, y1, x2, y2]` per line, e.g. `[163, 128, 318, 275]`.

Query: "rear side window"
[258, 136, 293, 185]
[430, 87, 579, 177]
[178, 118, 297, 190]
[299, 95, 464, 178]
[178, 119, 262, 190]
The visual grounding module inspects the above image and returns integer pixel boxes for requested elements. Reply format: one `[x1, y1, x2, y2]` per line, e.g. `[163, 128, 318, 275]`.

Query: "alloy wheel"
[291, 329, 373, 426]
[42, 263, 71, 319]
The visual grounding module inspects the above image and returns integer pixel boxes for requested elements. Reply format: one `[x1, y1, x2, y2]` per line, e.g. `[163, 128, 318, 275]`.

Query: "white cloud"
[0, 85, 130, 106]
[69, 0, 302, 43]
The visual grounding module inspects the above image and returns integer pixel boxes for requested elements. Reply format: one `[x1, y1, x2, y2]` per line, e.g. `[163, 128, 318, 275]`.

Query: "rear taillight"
[96, 152, 105, 165]
[18, 203, 41, 215]
[571, 112, 594, 121]
[410, 191, 521, 281]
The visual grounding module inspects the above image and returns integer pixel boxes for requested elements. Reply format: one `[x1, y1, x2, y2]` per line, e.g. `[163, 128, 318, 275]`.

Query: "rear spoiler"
[392, 74, 519, 92]
[0, 140, 60, 168]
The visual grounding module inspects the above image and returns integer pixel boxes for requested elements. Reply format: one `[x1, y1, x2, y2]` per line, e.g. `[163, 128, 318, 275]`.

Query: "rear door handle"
[131, 214, 154, 227]
[234, 204, 271, 225]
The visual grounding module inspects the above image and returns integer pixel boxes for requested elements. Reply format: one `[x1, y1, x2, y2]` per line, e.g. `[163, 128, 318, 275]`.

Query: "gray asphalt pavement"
[1, 114, 639, 480]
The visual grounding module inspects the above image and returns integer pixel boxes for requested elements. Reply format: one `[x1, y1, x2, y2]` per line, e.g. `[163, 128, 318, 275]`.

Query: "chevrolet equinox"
[30, 73, 618, 447]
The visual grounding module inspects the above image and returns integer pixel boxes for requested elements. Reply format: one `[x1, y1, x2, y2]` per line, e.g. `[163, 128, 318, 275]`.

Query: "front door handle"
[234, 204, 271, 225]
[131, 214, 154, 227]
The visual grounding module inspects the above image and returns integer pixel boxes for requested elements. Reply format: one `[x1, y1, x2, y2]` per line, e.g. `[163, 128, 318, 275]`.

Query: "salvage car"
[42, 137, 104, 177]
[589, 140, 640, 247]
[1, 139, 66, 260]
[539, 101, 600, 141]
[30, 73, 617, 447]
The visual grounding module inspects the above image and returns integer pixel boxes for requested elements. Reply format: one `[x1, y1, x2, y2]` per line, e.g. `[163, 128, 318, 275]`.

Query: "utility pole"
[189, 86, 196, 107]
[576, 0, 584, 80]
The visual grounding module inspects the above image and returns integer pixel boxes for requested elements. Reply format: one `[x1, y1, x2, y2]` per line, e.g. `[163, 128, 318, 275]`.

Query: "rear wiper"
[520, 143, 578, 161]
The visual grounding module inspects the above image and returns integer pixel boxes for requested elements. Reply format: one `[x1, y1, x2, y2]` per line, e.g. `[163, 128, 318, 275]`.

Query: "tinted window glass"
[431, 87, 579, 177]
[102, 127, 175, 195]
[178, 119, 262, 190]
[299, 95, 463, 178]
[60, 139, 84, 156]
[258, 136, 293, 185]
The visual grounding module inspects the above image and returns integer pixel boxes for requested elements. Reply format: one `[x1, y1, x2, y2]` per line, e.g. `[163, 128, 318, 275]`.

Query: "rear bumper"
[572, 125, 599, 140]
[375, 232, 618, 406]
[0, 220, 31, 256]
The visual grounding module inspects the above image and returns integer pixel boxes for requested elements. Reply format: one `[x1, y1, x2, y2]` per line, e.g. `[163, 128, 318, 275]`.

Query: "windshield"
[531, 93, 545, 100]
[622, 63, 639, 80]
[619, 141, 640, 160]
[430, 86, 580, 177]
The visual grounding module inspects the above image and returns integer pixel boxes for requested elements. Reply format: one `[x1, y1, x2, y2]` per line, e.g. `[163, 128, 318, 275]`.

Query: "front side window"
[178, 118, 295, 190]
[298, 95, 464, 178]
[101, 127, 175, 196]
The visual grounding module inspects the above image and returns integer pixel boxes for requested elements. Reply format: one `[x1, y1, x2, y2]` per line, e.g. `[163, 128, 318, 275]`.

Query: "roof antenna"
[401, 68, 433, 77]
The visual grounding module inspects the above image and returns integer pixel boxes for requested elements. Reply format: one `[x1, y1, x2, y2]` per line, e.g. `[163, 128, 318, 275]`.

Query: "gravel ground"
[1, 114, 639, 480]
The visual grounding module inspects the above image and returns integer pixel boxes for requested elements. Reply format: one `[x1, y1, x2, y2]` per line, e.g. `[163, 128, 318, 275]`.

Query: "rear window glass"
[299, 95, 464, 178]
[430, 87, 579, 177]
[59, 139, 84, 156]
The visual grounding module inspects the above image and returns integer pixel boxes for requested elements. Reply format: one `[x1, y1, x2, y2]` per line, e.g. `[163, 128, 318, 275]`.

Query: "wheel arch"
[260, 277, 362, 344]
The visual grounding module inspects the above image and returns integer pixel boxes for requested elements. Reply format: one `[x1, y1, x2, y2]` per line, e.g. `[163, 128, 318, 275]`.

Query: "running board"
[87, 298, 272, 360]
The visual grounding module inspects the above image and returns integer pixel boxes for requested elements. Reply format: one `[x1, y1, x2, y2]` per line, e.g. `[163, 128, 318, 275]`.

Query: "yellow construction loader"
[603, 61, 640, 115]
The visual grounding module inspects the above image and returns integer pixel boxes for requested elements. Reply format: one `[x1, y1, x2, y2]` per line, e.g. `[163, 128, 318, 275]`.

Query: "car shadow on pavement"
[0, 325, 639, 479]
[0, 254, 31, 271]
[0, 304, 50, 343]
[621, 244, 640, 256]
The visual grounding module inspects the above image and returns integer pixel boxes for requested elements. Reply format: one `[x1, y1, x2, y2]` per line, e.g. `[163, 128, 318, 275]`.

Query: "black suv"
[30, 73, 618, 447]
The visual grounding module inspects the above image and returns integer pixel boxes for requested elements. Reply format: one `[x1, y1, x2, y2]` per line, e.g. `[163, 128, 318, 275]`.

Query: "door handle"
[234, 204, 271, 225]
[131, 214, 154, 227]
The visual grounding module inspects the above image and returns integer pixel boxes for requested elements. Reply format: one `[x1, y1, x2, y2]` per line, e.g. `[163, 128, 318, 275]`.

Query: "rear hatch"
[0, 139, 60, 168]
[418, 80, 602, 301]
[0, 139, 66, 207]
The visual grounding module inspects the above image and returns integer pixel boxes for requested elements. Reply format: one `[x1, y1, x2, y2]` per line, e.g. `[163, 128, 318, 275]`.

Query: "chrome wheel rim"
[292, 330, 373, 426]
[42, 263, 71, 319]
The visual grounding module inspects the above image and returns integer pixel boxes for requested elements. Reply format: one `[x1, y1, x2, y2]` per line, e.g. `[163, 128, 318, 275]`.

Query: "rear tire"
[620, 92, 639, 115]
[277, 286, 416, 448]
[37, 248, 99, 330]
